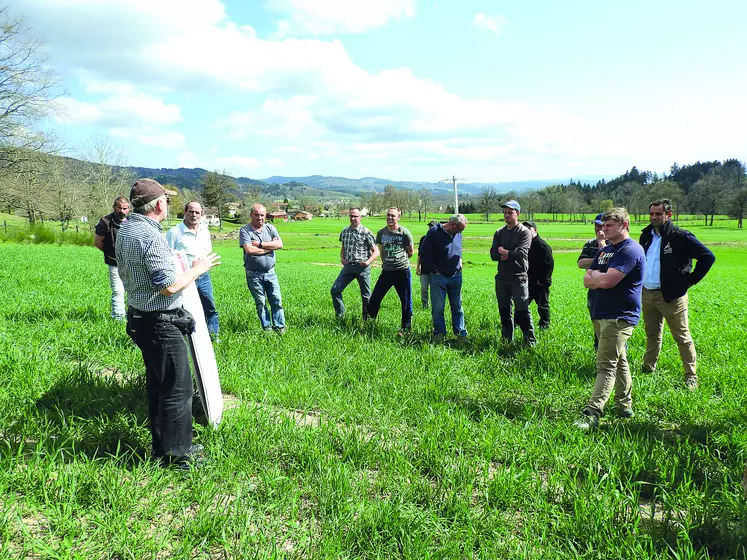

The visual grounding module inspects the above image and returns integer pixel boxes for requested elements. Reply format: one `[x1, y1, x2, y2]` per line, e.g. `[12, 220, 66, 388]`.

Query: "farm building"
[267, 211, 288, 222]
[292, 211, 313, 221]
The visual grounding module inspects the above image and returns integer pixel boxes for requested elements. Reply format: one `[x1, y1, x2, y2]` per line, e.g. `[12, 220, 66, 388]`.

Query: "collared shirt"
[643, 231, 662, 290]
[115, 213, 180, 312]
[238, 223, 281, 272]
[339, 224, 376, 264]
[165, 221, 212, 267]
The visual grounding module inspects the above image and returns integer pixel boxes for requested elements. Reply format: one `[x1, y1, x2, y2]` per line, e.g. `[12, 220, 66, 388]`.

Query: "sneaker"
[574, 411, 600, 431]
[397, 328, 411, 338]
[263, 326, 273, 333]
[641, 365, 656, 374]
[685, 377, 699, 390]
[275, 326, 287, 335]
[614, 407, 634, 419]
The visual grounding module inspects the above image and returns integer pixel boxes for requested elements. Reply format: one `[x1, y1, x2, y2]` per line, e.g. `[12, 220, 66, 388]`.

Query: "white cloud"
[111, 127, 185, 149]
[264, 0, 416, 35]
[268, 158, 285, 168]
[177, 151, 202, 169]
[20, 0, 745, 179]
[473, 12, 507, 36]
[215, 156, 262, 176]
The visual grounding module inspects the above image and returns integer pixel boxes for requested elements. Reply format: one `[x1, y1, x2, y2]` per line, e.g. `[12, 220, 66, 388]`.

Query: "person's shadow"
[31, 365, 150, 466]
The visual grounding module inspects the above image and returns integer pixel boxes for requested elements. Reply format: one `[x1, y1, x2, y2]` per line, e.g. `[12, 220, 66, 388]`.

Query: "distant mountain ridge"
[130, 165, 612, 196]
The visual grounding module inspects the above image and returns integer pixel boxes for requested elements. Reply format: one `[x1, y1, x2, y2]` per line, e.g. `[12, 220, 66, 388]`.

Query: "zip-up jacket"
[528, 235, 554, 286]
[639, 220, 715, 303]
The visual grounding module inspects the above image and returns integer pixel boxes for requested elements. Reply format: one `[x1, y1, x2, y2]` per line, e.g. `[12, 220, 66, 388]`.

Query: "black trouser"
[527, 281, 550, 328]
[367, 268, 413, 329]
[126, 307, 193, 463]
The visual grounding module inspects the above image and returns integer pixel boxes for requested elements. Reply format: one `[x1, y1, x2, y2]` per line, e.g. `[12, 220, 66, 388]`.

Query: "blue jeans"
[195, 272, 219, 336]
[429, 271, 467, 336]
[419, 273, 431, 309]
[367, 268, 413, 329]
[331, 263, 372, 319]
[245, 269, 285, 330]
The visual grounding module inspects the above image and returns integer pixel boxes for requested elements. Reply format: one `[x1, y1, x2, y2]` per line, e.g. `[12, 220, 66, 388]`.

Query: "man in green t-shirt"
[367, 207, 414, 335]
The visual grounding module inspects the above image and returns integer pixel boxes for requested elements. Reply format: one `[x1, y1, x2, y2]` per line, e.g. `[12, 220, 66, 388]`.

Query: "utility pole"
[439, 175, 467, 214]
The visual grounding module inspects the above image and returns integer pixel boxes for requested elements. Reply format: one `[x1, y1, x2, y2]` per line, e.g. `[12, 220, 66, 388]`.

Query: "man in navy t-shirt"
[575, 207, 645, 430]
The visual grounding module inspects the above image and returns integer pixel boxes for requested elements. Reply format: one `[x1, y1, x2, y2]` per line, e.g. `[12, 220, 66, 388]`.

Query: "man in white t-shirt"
[166, 201, 220, 338]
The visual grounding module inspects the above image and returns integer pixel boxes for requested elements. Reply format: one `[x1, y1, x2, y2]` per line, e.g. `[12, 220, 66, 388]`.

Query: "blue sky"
[13, 0, 747, 182]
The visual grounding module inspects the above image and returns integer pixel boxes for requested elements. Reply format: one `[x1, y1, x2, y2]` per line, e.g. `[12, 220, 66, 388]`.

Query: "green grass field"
[1, 218, 746, 558]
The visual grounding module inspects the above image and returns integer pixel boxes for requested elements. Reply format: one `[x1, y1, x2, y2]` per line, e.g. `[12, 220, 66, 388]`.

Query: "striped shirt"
[115, 213, 181, 312]
[339, 225, 376, 264]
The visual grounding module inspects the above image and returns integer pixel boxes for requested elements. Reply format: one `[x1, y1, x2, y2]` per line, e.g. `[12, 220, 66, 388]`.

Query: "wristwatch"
[259, 240, 263, 248]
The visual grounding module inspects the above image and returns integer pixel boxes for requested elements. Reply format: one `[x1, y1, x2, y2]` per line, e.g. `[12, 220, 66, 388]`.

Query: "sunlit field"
[1, 218, 746, 558]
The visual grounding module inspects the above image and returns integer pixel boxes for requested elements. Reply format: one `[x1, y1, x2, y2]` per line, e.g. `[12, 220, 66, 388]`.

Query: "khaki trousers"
[586, 319, 635, 415]
[642, 289, 697, 380]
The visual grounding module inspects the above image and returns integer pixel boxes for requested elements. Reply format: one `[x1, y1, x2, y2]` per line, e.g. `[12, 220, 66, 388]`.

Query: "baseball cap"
[129, 178, 177, 207]
[522, 220, 537, 230]
[501, 200, 521, 212]
[593, 213, 604, 225]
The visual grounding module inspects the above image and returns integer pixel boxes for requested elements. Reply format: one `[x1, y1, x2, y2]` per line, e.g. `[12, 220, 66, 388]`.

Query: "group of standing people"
[98, 178, 716, 469]
[574, 201, 715, 430]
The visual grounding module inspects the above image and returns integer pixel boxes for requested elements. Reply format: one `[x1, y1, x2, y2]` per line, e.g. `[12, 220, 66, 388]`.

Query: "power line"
[439, 175, 467, 214]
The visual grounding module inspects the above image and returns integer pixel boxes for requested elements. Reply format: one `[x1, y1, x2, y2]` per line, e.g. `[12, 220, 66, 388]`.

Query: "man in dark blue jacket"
[639, 199, 715, 389]
[419, 214, 468, 339]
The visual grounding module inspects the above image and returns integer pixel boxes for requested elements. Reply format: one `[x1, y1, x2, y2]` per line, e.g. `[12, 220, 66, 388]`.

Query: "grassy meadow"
[1, 217, 746, 558]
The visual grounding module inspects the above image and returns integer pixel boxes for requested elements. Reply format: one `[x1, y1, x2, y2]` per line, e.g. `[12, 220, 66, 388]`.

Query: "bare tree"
[77, 135, 135, 224]
[478, 186, 499, 221]
[0, 6, 60, 171]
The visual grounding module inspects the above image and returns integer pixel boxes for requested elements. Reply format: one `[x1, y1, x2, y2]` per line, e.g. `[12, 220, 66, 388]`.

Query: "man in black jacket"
[639, 199, 715, 389]
[520, 221, 554, 329]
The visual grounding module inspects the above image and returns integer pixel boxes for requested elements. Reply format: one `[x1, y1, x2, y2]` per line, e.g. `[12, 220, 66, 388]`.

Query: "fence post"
[76, 225, 79, 233]
[3, 221, 5, 233]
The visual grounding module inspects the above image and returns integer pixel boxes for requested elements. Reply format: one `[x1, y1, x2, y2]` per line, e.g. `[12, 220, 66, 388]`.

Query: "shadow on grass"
[32, 367, 150, 466]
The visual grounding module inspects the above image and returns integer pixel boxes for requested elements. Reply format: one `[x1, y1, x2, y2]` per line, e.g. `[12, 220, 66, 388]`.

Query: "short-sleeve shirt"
[239, 223, 281, 272]
[165, 221, 212, 267]
[95, 212, 127, 266]
[376, 226, 414, 271]
[578, 239, 602, 262]
[339, 225, 376, 264]
[590, 237, 645, 325]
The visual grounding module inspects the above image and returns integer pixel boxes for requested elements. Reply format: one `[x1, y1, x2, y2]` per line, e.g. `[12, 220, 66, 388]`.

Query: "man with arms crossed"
[331, 208, 379, 320]
[575, 208, 645, 430]
[639, 199, 715, 389]
[94, 196, 130, 320]
[116, 179, 220, 469]
[419, 214, 468, 339]
[490, 200, 536, 346]
[239, 204, 286, 334]
[166, 201, 220, 339]
[578, 213, 607, 349]
[367, 208, 414, 336]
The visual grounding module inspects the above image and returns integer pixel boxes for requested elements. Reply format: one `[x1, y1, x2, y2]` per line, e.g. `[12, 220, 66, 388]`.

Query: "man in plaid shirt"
[331, 208, 380, 320]
[116, 178, 220, 470]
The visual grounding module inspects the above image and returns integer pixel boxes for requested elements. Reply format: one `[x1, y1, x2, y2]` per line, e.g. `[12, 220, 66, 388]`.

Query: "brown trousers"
[642, 289, 697, 380]
[586, 319, 635, 415]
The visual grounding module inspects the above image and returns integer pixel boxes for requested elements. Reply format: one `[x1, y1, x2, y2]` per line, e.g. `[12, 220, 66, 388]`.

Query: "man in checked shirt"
[331, 207, 380, 320]
[116, 179, 220, 470]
